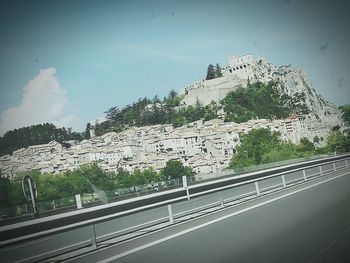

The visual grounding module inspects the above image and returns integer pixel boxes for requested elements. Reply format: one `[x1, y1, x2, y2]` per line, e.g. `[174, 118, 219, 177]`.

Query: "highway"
[66, 168, 350, 263]
[0, 163, 348, 262]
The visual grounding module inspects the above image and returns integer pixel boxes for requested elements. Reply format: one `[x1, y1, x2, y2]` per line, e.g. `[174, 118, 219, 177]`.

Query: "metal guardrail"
[0, 154, 330, 223]
[1, 153, 350, 254]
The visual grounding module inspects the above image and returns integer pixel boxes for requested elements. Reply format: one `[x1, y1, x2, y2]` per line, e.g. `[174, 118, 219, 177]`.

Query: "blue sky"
[0, 0, 349, 135]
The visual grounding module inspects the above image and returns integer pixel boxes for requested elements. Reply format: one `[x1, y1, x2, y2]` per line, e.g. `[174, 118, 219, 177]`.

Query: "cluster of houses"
[0, 114, 333, 180]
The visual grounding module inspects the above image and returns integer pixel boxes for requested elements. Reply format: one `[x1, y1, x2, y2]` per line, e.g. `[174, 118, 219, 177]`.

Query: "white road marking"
[97, 172, 349, 263]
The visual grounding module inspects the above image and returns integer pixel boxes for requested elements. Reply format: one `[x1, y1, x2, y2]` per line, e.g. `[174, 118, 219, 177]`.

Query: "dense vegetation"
[223, 81, 300, 123]
[0, 160, 195, 209]
[0, 123, 83, 156]
[94, 90, 219, 136]
[228, 127, 350, 169]
[339, 105, 350, 124]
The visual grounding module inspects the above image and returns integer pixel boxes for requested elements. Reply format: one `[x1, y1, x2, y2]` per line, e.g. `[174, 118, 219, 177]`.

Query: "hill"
[0, 123, 83, 155]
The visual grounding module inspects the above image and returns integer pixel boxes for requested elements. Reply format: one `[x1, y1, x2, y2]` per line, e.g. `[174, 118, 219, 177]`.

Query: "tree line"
[0, 123, 84, 156]
[228, 127, 350, 169]
[0, 160, 195, 209]
[93, 90, 219, 136]
[222, 81, 308, 123]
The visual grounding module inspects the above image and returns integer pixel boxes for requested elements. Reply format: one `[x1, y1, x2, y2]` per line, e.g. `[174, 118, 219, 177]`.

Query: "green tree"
[206, 64, 216, 80]
[84, 122, 92, 140]
[152, 95, 161, 103]
[327, 130, 347, 153]
[132, 169, 146, 186]
[162, 160, 195, 180]
[141, 168, 162, 183]
[105, 106, 120, 122]
[150, 103, 165, 124]
[229, 128, 282, 168]
[168, 89, 177, 99]
[297, 137, 315, 152]
[0, 177, 13, 208]
[71, 164, 116, 191]
[116, 168, 132, 187]
[262, 143, 297, 163]
[165, 92, 183, 107]
[63, 171, 92, 194]
[203, 102, 218, 121]
[215, 63, 223, 78]
[339, 105, 350, 124]
[172, 116, 186, 128]
[35, 173, 61, 200]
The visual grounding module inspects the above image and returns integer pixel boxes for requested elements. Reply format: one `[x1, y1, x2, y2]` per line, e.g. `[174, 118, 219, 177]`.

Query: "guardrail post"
[91, 224, 97, 249]
[319, 166, 323, 176]
[168, 204, 174, 224]
[333, 162, 337, 171]
[255, 182, 260, 197]
[346, 159, 349, 168]
[303, 169, 307, 181]
[75, 194, 82, 209]
[281, 175, 286, 188]
[182, 176, 190, 200]
[219, 192, 224, 208]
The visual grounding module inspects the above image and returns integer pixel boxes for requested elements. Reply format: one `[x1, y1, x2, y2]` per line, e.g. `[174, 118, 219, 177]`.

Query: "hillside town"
[0, 54, 347, 179]
[0, 113, 343, 180]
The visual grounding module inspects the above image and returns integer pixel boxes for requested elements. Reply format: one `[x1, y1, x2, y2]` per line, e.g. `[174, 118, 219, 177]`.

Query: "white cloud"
[0, 68, 80, 135]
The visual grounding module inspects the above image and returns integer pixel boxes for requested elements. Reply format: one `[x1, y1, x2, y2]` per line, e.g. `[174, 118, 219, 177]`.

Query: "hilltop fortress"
[180, 54, 343, 130]
[181, 54, 254, 106]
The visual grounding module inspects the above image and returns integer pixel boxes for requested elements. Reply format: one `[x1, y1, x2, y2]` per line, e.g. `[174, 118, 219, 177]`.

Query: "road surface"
[66, 168, 350, 263]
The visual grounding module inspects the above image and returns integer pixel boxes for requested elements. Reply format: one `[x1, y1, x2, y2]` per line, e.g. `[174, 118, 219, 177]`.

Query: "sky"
[0, 0, 349, 135]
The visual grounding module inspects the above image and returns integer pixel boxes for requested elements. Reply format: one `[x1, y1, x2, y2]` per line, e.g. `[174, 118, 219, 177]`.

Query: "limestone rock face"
[248, 58, 343, 129]
[181, 54, 344, 129]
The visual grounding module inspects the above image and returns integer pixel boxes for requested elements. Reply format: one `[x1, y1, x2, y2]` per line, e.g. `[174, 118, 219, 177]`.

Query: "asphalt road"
[65, 168, 350, 263]
[111, 170, 350, 263]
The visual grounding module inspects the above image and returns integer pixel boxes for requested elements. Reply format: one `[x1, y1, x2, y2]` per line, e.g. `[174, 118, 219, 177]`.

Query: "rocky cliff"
[249, 58, 343, 128]
[181, 55, 344, 129]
